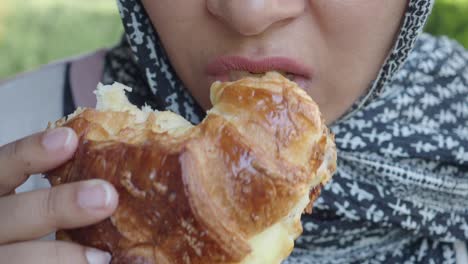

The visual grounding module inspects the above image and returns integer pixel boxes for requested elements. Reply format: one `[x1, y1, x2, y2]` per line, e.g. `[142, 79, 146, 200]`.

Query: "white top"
[0, 61, 66, 193]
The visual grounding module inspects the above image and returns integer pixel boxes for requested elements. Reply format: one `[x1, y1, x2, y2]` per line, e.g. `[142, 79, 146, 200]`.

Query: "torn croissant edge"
[45, 72, 337, 264]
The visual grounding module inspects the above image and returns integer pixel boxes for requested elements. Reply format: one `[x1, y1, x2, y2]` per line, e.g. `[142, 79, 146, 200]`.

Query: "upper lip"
[205, 56, 312, 78]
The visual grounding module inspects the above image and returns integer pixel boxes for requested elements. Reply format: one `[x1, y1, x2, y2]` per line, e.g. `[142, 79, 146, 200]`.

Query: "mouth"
[227, 70, 296, 81]
[205, 56, 312, 88]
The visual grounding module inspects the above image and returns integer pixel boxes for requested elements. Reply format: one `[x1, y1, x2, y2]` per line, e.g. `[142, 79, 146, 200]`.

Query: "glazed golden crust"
[46, 72, 336, 264]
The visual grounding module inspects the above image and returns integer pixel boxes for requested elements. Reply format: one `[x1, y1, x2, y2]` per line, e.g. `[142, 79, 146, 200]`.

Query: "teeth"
[228, 71, 295, 81]
[285, 73, 295, 81]
[277, 71, 295, 81]
[228, 71, 263, 81]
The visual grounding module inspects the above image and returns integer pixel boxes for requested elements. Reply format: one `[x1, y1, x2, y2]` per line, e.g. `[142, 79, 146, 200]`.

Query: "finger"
[0, 241, 111, 264]
[0, 128, 78, 195]
[0, 179, 118, 244]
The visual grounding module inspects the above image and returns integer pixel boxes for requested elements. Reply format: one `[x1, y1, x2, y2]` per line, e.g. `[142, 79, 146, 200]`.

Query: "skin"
[0, 1, 407, 263]
[142, 0, 408, 123]
[0, 128, 116, 264]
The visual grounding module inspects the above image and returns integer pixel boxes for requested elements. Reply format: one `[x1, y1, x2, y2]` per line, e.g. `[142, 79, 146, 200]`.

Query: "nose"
[207, 0, 305, 36]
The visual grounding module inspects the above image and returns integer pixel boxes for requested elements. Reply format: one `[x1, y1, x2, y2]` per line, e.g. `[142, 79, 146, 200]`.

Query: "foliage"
[425, 0, 468, 48]
[0, 0, 121, 79]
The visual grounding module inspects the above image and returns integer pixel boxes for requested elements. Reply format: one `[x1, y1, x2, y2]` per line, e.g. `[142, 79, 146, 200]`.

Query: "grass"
[0, 0, 122, 79]
[425, 0, 468, 47]
[0, 0, 467, 79]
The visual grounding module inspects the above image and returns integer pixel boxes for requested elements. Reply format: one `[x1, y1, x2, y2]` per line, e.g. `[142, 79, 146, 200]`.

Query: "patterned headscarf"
[104, 1, 468, 263]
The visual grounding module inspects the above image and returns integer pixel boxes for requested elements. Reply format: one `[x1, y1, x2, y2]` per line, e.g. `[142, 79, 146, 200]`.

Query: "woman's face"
[142, 0, 407, 123]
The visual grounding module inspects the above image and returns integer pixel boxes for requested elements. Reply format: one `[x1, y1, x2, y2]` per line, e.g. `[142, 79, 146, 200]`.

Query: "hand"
[0, 128, 119, 264]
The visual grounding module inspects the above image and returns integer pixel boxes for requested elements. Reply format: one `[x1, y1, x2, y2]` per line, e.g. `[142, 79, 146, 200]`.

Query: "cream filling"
[92, 82, 193, 134]
[242, 132, 334, 264]
[241, 189, 311, 264]
[95, 82, 155, 123]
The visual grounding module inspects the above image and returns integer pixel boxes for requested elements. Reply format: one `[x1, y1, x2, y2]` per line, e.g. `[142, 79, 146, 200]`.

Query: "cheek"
[142, 0, 208, 74]
[314, 0, 406, 63]
[142, 0, 215, 107]
[305, 0, 406, 120]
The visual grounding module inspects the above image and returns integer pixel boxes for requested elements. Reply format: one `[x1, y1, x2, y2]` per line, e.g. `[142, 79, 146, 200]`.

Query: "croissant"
[46, 72, 336, 264]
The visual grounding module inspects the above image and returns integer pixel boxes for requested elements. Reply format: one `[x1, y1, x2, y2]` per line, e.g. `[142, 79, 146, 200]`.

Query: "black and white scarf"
[104, 1, 468, 263]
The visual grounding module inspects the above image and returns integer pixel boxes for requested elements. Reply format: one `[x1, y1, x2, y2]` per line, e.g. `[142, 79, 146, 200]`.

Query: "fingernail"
[77, 180, 113, 210]
[85, 248, 112, 264]
[42, 128, 73, 151]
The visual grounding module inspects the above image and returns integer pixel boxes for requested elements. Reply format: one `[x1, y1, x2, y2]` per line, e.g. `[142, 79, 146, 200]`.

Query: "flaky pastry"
[46, 72, 336, 264]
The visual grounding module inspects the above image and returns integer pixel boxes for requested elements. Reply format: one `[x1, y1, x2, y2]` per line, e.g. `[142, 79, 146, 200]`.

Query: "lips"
[205, 56, 312, 88]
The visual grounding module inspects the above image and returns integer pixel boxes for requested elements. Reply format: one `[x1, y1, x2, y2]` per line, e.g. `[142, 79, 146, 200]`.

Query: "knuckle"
[53, 242, 62, 264]
[40, 188, 61, 225]
[49, 242, 84, 264]
[0, 141, 29, 194]
[0, 138, 31, 175]
[46, 242, 65, 264]
[3, 141, 21, 163]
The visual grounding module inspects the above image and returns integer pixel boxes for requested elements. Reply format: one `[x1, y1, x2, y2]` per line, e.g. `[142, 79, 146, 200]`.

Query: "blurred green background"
[0, 0, 121, 79]
[0, 0, 467, 79]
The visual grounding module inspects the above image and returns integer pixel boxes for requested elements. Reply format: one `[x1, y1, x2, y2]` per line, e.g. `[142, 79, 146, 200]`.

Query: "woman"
[0, 0, 467, 263]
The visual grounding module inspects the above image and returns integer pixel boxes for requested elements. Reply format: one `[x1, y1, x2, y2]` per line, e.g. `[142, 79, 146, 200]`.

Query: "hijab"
[103, 1, 468, 263]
